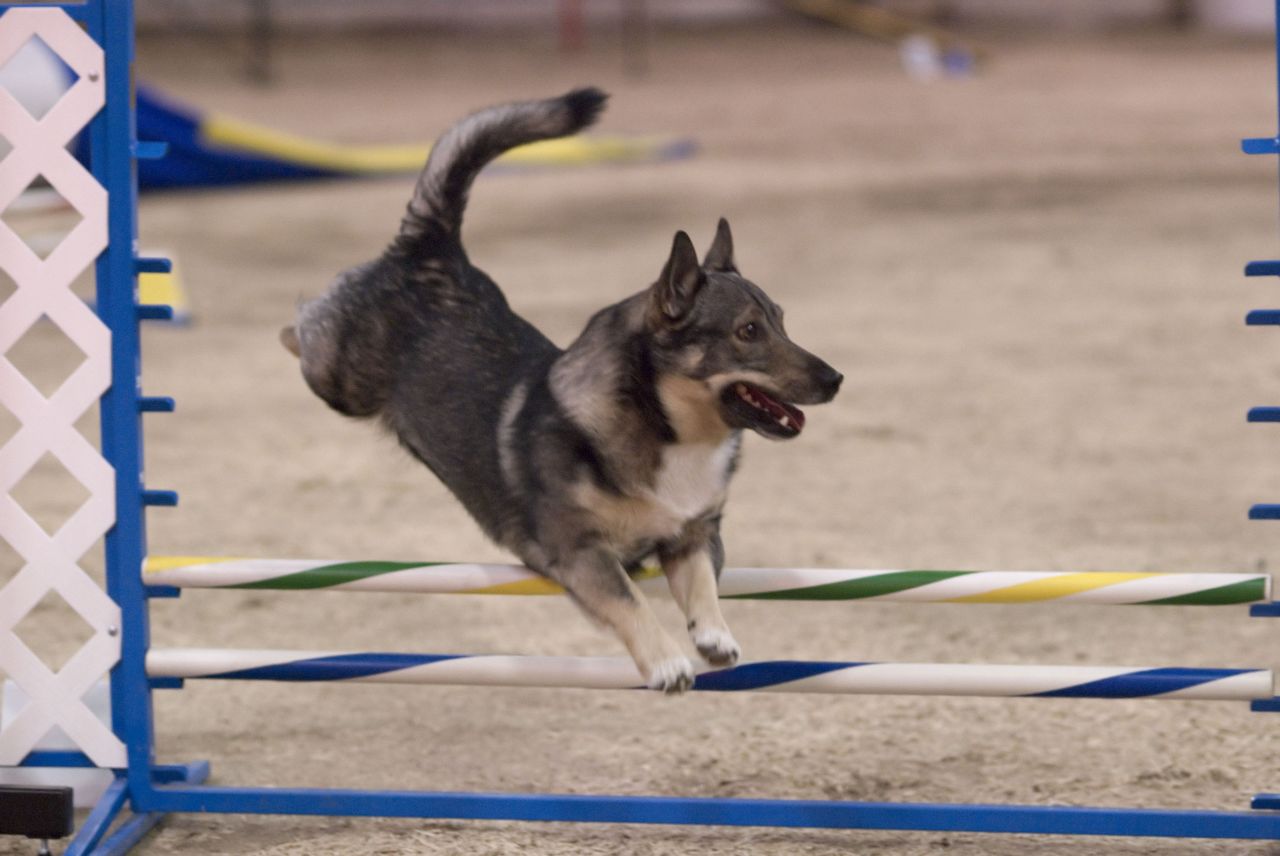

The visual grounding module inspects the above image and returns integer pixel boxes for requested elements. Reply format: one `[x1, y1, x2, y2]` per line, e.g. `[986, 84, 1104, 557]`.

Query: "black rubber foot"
[0, 785, 73, 840]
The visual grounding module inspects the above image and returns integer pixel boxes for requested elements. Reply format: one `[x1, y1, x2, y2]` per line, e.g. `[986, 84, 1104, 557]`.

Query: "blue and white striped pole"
[146, 649, 1273, 700]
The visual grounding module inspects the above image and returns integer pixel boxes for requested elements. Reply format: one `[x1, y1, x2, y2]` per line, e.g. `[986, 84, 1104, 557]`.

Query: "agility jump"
[7, 1, 1280, 852]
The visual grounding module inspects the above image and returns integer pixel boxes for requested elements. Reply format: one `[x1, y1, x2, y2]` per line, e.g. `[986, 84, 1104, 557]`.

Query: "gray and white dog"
[282, 88, 842, 693]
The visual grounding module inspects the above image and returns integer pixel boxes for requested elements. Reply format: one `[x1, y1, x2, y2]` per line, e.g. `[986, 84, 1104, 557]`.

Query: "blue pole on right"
[1253, 12, 1280, 802]
[1245, 0, 1280, 523]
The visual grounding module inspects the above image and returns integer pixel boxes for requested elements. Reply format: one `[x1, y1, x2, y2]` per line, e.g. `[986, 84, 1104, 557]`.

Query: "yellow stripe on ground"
[946, 572, 1159, 603]
[202, 114, 429, 172]
[144, 556, 242, 573]
[201, 114, 679, 175]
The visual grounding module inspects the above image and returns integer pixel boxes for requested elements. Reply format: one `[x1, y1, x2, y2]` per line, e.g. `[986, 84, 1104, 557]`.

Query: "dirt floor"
[9, 18, 1280, 855]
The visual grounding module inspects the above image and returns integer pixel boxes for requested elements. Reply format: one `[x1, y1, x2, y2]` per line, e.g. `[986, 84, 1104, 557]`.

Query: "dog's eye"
[737, 322, 761, 342]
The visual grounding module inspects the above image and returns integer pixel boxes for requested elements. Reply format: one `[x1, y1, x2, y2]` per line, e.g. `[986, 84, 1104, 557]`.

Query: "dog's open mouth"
[724, 382, 806, 438]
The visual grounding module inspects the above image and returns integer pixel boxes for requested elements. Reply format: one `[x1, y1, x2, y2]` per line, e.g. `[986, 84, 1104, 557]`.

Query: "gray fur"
[284, 92, 841, 692]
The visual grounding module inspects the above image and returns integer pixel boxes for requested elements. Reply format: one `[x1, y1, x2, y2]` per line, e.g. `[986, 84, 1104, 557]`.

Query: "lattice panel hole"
[3, 312, 88, 398]
[11, 588, 98, 673]
[0, 267, 15, 305]
[73, 399, 100, 451]
[69, 264, 94, 303]
[0, 532, 21, 591]
[0, 34, 78, 122]
[0, 178, 83, 261]
[8, 451, 91, 537]
[0, 399, 17, 453]
[76, 533, 105, 586]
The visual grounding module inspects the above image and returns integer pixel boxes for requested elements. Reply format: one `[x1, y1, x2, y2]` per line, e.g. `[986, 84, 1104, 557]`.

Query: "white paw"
[692, 626, 741, 668]
[647, 655, 696, 695]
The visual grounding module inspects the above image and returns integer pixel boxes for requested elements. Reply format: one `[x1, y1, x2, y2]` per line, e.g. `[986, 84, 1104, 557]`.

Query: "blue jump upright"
[5, 0, 1280, 851]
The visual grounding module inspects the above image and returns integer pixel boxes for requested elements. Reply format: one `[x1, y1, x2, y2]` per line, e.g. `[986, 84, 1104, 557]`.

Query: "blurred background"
[9, 3, 1280, 853]
[127, 0, 1279, 86]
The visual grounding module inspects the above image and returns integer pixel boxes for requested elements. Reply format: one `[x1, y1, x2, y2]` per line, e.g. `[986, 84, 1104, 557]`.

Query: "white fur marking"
[647, 655, 696, 694]
[706, 370, 779, 396]
[692, 626, 741, 667]
[497, 381, 529, 487]
[650, 438, 736, 520]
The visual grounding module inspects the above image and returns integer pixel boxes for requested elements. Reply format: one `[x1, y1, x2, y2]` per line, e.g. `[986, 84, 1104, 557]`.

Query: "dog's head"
[646, 219, 842, 440]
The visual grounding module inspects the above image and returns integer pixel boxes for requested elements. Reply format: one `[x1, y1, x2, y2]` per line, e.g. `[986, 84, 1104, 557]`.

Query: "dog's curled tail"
[401, 87, 608, 242]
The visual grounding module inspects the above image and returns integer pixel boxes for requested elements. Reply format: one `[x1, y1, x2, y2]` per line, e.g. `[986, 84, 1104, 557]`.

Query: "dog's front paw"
[692, 626, 740, 668]
[646, 655, 696, 695]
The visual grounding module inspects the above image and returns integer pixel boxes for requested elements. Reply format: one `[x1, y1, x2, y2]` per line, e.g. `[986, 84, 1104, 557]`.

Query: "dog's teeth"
[735, 383, 776, 414]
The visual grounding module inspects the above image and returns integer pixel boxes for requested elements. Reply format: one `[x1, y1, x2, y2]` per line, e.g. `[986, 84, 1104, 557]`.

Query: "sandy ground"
[9, 19, 1280, 855]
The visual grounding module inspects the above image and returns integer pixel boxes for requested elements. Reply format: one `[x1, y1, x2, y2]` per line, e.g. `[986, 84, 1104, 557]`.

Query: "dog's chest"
[648, 441, 736, 521]
[590, 439, 736, 547]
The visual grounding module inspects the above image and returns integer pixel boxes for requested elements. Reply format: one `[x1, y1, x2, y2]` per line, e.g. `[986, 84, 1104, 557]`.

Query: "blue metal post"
[1246, 1, 1280, 530]
[86, 0, 161, 807]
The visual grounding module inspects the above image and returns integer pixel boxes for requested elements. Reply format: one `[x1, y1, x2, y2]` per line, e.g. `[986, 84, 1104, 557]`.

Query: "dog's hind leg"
[546, 545, 695, 694]
[283, 276, 395, 418]
[661, 544, 740, 668]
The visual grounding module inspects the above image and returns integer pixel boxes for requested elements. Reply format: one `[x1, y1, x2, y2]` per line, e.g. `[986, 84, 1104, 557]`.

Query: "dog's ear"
[650, 230, 704, 325]
[702, 217, 737, 273]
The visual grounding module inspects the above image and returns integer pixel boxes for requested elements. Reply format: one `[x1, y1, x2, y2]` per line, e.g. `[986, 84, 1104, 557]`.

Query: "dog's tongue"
[744, 384, 806, 432]
[786, 401, 806, 431]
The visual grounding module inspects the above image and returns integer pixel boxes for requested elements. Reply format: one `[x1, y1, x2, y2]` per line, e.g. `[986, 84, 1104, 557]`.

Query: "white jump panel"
[0, 8, 121, 767]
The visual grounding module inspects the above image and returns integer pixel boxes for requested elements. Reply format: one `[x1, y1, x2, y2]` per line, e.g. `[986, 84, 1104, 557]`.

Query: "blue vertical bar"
[88, 0, 158, 804]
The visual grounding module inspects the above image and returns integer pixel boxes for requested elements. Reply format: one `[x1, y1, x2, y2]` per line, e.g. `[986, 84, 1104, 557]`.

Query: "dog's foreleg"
[550, 546, 695, 694]
[662, 547, 740, 668]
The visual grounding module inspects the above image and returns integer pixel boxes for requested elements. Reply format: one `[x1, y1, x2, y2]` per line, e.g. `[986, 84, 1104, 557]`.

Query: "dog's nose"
[821, 367, 843, 399]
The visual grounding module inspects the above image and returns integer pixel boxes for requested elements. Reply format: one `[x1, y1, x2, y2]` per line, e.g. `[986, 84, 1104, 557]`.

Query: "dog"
[281, 88, 842, 694]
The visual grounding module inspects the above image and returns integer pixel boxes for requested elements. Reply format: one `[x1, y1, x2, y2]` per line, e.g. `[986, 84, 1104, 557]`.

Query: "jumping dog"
[282, 88, 842, 693]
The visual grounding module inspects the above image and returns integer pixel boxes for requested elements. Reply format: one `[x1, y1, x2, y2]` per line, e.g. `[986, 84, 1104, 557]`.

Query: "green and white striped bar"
[146, 649, 1274, 700]
[144, 557, 1271, 605]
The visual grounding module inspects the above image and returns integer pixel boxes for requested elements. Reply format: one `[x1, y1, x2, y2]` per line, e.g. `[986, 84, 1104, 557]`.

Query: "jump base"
[124, 781, 1280, 840]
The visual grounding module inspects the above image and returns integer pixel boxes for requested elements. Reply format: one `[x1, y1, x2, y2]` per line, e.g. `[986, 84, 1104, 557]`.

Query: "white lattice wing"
[0, 8, 123, 768]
